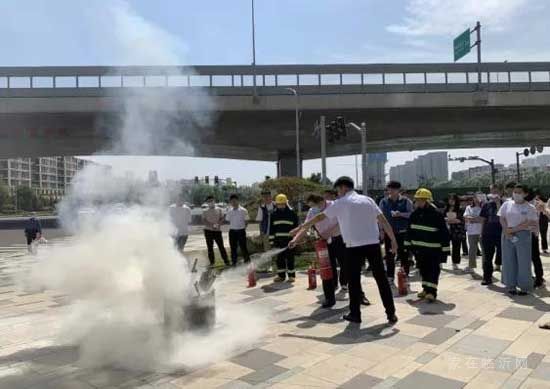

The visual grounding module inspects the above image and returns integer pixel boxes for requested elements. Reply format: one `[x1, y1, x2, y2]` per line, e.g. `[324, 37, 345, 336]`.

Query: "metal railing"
[1, 62, 549, 93]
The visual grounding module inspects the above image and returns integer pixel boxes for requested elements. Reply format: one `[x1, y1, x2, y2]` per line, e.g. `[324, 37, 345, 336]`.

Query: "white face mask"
[208, 202, 215, 208]
[512, 193, 524, 202]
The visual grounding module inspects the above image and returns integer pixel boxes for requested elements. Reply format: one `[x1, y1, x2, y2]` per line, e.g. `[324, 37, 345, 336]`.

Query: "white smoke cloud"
[21, 0, 266, 373]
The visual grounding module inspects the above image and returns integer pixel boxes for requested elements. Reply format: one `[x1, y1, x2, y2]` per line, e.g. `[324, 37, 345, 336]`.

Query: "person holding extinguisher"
[291, 194, 370, 308]
[290, 177, 398, 325]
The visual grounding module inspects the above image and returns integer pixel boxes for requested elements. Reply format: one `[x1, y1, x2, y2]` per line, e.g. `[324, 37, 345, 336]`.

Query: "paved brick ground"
[0, 237, 550, 388]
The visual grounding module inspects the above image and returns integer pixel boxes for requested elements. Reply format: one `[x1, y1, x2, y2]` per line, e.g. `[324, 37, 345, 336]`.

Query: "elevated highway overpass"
[1, 62, 550, 175]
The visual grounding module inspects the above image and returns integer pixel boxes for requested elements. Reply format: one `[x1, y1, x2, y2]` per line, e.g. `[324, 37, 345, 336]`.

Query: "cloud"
[387, 0, 532, 36]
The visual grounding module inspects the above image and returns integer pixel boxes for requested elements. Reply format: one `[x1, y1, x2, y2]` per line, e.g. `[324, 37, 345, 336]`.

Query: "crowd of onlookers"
[166, 179, 549, 327]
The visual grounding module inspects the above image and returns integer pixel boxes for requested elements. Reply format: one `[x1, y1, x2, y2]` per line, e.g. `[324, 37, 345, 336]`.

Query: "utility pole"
[320, 115, 327, 184]
[348, 122, 368, 194]
[516, 152, 521, 182]
[474, 21, 481, 89]
[251, 0, 258, 102]
[285, 88, 300, 178]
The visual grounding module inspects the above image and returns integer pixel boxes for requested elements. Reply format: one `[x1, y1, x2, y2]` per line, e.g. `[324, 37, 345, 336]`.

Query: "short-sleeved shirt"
[323, 191, 382, 248]
[225, 206, 249, 230]
[464, 205, 482, 235]
[480, 201, 502, 238]
[169, 205, 192, 236]
[497, 200, 538, 228]
[306, 200, 340, 241]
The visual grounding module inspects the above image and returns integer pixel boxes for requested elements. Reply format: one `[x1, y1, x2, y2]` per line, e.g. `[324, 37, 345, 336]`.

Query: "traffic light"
[336, 116, 347, 138]
[214, 176, 219, 185]
[326, 116, 347, 144]
[205, 176, 209, 185]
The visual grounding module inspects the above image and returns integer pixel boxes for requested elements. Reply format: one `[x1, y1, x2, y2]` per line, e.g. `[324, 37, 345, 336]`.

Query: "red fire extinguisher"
[247, 262, 257, 288]
[397, 267, 408, 296]
[315, 240, 333, 281]
[307, 265, 317, 289]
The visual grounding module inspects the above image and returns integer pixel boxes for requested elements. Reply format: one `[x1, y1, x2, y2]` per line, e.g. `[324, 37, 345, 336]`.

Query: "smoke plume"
[24, 0, 266, 372]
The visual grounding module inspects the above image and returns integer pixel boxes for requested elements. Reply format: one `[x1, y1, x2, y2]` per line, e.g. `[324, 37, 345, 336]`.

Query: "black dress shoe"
[322, 301, 336, 309]
[387, 314, 398, 325]
[361, 296, 371, 306]
[343, 314, 362, 323]
[481, 280, 493, 286]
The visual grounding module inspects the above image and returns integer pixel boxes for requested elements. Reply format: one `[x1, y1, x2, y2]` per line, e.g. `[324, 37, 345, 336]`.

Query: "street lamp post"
[251, 0, 258, 101]
[285, 88, 300, 177]
[348, 122, 368, 194]
[448, 155, 497, 186]
[516, 152, 522, 182]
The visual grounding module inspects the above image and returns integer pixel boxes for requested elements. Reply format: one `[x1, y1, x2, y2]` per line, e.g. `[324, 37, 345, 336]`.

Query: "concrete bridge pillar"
[277, 152, 302, 178]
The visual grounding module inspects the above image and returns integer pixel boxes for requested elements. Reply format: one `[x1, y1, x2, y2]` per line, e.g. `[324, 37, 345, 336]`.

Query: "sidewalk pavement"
[0, 241, 549, 388]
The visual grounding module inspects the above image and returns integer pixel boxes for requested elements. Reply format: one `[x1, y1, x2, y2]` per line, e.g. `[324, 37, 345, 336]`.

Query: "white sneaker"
[452, 264, 459, 270]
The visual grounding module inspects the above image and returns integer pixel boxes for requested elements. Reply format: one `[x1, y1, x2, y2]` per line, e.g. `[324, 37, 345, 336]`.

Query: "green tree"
[16, 186, 35, 211]
[0, 183, 9, 210]
[260, 177, 327, 206]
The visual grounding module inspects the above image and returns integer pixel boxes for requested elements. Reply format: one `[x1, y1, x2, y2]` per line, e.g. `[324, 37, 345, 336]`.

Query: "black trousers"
[346, 244, 395, 318]
[174, 235, 188, 252]
[451, 238, 462, 264]
[532, 233, 544, 281]
[384, 231, 409, 278]
[323, 236, 344, 304]
[461, 237, 468, 256]
[229, 229, 250, 264]
[328, 235, 346, 287]
[276, 246, 295, 279]
[481, 235, 501, 282]
[204, 230, 229, 265]
[417, 249, 442, 297]
[540, 215, 549, 251]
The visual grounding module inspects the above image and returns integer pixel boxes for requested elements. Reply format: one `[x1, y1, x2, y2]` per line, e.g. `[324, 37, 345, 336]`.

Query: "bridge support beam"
[277, 152, 302, 178]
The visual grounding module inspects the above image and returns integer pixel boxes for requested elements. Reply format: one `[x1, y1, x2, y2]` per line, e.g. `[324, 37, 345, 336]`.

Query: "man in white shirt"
[256, 191, 275, 252]
[290, 176, 398, 324]
[226, 194, 250, 266]
[169, 198, 192, 253]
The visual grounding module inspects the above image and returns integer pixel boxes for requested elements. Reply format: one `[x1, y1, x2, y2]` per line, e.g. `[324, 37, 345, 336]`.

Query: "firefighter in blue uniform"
[270, 194, 299, 282]
[405, 188, 451, 302]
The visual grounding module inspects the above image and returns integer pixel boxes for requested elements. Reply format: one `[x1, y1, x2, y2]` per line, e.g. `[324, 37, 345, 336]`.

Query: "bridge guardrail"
[0, 63, 549, 93]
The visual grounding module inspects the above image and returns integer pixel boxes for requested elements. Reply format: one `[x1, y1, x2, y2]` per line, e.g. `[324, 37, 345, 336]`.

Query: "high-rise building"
[367, 153, 387, 189]
[0, 156, 99, 197]
[389, 152, 449, 189]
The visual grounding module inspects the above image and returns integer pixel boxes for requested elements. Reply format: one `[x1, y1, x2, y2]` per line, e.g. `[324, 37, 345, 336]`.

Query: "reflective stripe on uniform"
[442, 246, 451, 252]
[410, 224, 439, 232]
[422, 281, 438, 289]
[273, 220, 295, 226]
[404, 241, 411, 246]
[275, 232, 291, 237]
[411, 240, 442, 248]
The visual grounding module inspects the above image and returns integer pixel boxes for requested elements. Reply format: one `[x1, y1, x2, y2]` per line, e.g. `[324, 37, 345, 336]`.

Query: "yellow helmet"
[414, 188, 433, 201]
[275, 194, 288, 204]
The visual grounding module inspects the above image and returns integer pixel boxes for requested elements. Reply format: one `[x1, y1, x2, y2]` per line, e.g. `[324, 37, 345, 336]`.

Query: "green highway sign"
[453, 29, 471, 61]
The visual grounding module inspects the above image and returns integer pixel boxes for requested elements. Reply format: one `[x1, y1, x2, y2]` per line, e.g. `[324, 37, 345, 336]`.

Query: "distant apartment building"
[389, 152, 449, 189]
[522, 155, 550, 168]
[367, 153, 387, 190]
[451, 164, 506, 181]
[0, 157, 99, 197]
